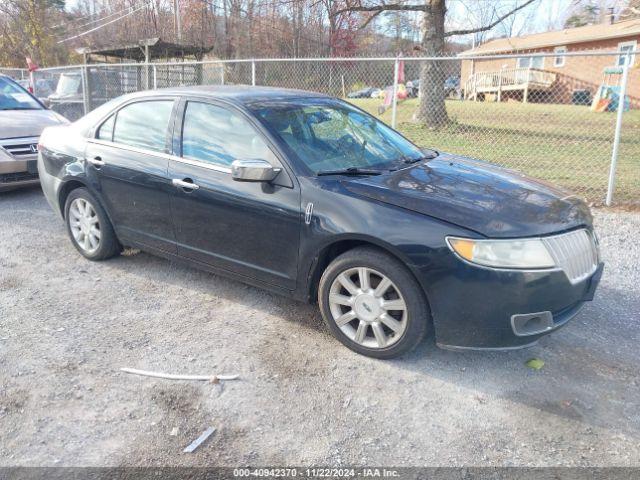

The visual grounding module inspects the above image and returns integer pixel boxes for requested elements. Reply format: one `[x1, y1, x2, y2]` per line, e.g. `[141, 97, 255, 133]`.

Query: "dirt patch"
[1, 188, 639, 467]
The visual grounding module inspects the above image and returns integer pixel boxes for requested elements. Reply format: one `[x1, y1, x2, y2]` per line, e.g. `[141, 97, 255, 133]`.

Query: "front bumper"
[0, 152, 39, 192]
[423, 257, 604, 350]
[0, 157, 40, 192]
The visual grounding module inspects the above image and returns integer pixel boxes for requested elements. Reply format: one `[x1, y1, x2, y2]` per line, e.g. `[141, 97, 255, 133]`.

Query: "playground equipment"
[591, 66, 630, 112]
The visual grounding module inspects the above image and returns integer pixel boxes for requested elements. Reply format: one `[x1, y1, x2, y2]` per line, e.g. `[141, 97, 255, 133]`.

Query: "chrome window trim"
[86, 139, 232, 174]
[170, 154, 232, 174]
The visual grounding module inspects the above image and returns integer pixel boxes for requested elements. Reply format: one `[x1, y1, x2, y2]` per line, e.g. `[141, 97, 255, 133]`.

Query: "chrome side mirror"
[231, 159, 281, 182]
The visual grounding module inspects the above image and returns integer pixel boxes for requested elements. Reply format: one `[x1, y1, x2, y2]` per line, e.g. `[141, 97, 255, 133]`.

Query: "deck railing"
[465, 67, 556, 94]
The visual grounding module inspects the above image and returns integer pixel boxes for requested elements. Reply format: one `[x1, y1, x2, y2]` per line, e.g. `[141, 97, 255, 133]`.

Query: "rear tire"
[318, 246, 431, 359]
[64, 187, 120, 261]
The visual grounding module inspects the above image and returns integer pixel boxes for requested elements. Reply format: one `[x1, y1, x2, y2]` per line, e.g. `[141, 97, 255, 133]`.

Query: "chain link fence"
[7, 51, 639, 205]
[0, 68, 28, 81]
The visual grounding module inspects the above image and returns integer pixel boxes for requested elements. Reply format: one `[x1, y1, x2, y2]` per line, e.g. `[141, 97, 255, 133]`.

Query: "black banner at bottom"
[1, 467, 639, 480]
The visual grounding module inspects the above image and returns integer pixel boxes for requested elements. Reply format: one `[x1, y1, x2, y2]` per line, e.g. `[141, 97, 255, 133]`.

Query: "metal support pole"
[606, 52, 631, 206]
[220, 66, 225, 85]
[153, 65, 157, 89]
[145, 45, 150, 90]
[81, 66, 90, 115]
[251, 60, 256, 86]
[391, 57, 399, 129]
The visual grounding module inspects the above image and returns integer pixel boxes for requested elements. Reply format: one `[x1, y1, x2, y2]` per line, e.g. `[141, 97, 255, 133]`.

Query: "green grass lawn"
[348, 98, 640, 204]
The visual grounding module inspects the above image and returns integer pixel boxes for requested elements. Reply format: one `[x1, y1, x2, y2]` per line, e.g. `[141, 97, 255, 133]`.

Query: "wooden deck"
[464, 67, 557, 103]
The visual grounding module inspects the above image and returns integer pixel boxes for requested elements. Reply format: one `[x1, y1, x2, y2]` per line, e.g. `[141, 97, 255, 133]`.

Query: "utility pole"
[174, 0, 182, 43]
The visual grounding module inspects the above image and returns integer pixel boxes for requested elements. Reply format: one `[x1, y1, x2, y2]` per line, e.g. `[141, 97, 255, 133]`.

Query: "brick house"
[459, 19, 639, 108]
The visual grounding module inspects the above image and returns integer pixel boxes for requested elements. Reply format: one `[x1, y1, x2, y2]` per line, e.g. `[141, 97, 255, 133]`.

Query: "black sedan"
[38, 86, 603, 358]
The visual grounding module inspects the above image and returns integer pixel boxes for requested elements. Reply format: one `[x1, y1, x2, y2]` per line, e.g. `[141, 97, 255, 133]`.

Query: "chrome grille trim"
[0, 137, 40, 158]
[543, 229, 598, 285]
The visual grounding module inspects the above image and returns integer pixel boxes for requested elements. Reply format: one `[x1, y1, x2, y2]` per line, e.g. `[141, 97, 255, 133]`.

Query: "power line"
[74, 3, 146, 29]
[57, 3, 147, 43]
[54, 0, 151, 30]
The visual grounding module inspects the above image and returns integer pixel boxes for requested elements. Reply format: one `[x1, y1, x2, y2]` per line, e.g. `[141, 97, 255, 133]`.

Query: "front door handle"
[87, 156, 105, 167]
[172, 178, 200, 191]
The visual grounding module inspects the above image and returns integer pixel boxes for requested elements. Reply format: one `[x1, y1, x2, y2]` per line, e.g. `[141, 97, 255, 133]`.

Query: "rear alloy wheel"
[319, 247, 430, 359]
[69, 198, 101, 255]
[64, 187, 120, 261]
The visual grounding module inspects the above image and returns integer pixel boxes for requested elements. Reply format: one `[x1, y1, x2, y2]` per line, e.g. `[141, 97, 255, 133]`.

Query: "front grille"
[0, 171, 39, 183]
[543, 229, 598, 284]
[3, 143, 38, 156]
[0, 137, 40, 158]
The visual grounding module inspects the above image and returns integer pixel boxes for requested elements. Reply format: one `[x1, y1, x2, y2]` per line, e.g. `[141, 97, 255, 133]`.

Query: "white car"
[0, 75, 67, 192]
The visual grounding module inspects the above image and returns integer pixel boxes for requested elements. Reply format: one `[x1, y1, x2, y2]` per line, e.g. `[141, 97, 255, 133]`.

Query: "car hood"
[341, 153, 592, 238]
[0, 109, 65, 139]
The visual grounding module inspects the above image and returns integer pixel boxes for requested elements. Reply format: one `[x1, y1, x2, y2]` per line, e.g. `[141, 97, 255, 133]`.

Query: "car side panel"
[169, 160, 301, 289]
[84, 141, 176, 253]
[294, 176, 478, 302]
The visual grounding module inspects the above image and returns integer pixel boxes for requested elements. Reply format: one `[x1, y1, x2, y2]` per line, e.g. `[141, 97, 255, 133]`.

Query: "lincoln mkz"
[38, 86, 603, 358]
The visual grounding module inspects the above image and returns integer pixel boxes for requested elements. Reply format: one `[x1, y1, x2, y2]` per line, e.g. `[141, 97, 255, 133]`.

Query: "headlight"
[446, 236, 556, 269]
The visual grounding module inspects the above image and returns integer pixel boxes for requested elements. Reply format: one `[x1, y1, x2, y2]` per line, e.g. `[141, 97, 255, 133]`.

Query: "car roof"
[128, 85, 330, 105]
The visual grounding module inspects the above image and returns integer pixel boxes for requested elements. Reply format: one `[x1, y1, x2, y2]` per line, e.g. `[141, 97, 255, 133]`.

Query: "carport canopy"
[76, 38, 213, 63]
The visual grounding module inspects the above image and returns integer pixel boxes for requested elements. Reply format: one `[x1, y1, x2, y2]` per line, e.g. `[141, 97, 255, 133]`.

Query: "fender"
[300, 232, 434, 304]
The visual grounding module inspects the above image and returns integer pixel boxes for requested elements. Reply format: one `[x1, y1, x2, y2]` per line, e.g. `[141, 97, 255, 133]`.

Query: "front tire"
[318, 247, 431, 359]
[64, 187, 120, 261]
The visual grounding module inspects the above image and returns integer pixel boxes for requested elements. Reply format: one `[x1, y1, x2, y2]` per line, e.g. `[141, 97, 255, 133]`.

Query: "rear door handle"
[172, 178, 200, 191]
[87, 156, 105, 167]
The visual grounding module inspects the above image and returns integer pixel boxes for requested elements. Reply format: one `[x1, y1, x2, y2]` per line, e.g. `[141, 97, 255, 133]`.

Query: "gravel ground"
[1, 187, 639, 467]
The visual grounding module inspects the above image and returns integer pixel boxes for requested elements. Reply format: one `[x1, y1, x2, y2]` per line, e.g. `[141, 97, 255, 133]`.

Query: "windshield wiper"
[0, 107, 40, 111]
[317, 167, 382, 177]
[402, 150, 439, 164]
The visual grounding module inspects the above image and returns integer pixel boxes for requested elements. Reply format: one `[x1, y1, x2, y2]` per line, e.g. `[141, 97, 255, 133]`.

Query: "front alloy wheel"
[328, 267, 408, 349]
[319, 247, 430, 359]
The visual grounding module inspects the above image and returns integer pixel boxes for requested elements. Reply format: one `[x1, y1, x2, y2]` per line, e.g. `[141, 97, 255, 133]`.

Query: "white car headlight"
[446, 236, 556, 269]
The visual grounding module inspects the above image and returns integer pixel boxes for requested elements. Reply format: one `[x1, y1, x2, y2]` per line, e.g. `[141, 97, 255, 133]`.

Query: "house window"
[517, 56, 545, 69]
[617, 40, 637, 67]
[554, 46, 567, 67]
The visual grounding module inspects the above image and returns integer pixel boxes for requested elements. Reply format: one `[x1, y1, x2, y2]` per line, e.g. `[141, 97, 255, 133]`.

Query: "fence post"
[391, 57, 399, 129]
[251, 60, 256, 86]
[606, 52, 631, 206]
[220, 65, 225, 85]
[81, 66, 90, 115]
[153, 65, 157, 89]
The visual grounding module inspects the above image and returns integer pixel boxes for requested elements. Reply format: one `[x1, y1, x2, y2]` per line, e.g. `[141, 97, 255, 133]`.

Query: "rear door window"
[112, 100, 174, 152]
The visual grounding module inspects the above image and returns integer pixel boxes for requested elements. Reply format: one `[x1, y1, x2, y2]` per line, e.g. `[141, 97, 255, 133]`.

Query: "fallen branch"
[120, 367, 239, 382]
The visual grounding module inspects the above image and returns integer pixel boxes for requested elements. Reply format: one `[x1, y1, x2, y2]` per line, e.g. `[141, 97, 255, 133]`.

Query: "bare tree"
[0, 0, 68, 66]
[333, 0, 536, 128]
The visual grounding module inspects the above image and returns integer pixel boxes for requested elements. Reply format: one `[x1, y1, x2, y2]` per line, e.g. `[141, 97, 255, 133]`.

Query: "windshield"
[56, 74, 81, 95]
[0, 77, 42, 110]
[251, 98, 427, 174]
